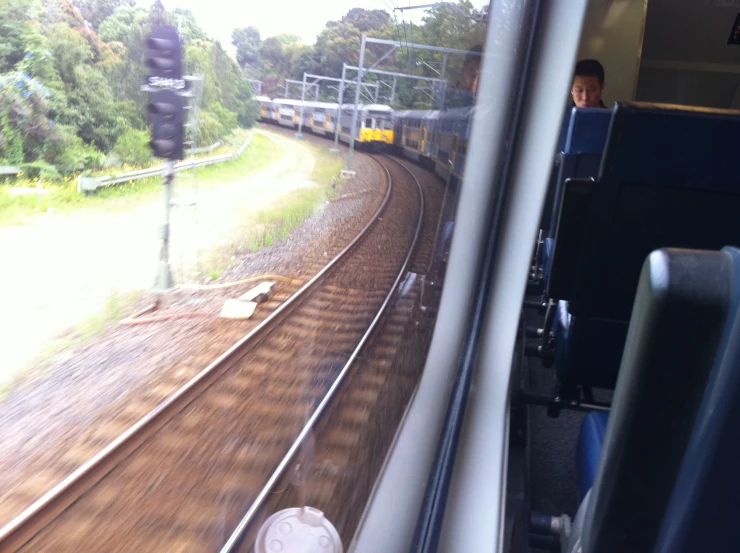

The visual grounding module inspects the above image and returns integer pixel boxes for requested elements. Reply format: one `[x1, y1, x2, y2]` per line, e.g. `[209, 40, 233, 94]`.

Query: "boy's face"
[572, 75, 603, 108]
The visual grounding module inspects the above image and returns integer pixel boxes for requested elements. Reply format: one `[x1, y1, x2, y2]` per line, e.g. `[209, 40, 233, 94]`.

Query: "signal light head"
[145, 25, 182, 80]
[148, 101, 177, 117]
[146, 57, 175, 71]
[147, 37, 175, 50]
[148, 88, 184, 161]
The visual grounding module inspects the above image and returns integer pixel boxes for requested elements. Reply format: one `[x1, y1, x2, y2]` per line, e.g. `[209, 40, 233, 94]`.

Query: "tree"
[0, 0, 35, 73]
[312, 8, 394, 78]
[172, 8, 207, 41]
[232, 26, 261, 69]
[260, 37, 287, 76]
[98, 5, 148, 43]
[72, 0, 134, 30]
[342, 8, 391, 33]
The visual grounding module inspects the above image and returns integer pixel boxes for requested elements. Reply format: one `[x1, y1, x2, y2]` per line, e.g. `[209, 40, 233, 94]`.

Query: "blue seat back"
[563, 107, 612, 154]
[580, 247, 737, 553]
[543, 108, 612, 238]
[654, 246, 740, 553]
[554, 103, 740, 321]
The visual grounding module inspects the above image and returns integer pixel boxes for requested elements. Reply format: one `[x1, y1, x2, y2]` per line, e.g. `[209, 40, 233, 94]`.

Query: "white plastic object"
[255, 506, 343, 553]
[238, 281, 274, 303]
[219, 299, 257, 319]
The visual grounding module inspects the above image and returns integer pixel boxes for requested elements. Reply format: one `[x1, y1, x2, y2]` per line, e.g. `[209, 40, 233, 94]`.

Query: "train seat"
[567, 246, 740, 553]
[576, 410, 608, 502]
[652, 253, 740, 553]
[545, 103, 740, 399]
[553, 304, 627, 390]
[539, 108, 612, 285]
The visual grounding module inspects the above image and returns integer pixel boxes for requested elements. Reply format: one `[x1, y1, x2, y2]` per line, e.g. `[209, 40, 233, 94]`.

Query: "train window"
[0, 2, 496, 553]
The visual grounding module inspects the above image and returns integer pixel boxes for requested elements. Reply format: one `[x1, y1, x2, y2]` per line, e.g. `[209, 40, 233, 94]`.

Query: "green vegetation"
[243, 142, 344, 253]
[309, 144, 344, 185]
[0, 0, 258, 179]
[233, 1, 487, 107]
[247, 186, 330, 251]
[0, 131, 281, 225]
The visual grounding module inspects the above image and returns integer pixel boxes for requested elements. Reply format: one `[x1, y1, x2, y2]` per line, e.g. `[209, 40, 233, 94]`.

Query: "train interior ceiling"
[511, 1, 740, 552]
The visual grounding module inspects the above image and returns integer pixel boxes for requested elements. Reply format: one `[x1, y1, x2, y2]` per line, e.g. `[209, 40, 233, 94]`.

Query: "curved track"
[0, 154, 427, 553]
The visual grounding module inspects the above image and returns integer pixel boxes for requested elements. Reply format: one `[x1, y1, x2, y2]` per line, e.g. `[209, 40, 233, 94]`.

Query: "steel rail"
[0, 151, 394, 553]
[220, 154, 425, 552]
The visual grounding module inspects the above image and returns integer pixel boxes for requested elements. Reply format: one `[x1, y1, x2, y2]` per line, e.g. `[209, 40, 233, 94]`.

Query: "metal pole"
[391, 76, 397, 106]
[297, 72, 306, 138]
[348, 34, 366, 172]
[332, 64, 346, 152]
[375, 82, 380, 103]
[440, 54, 448, 107]
[154, 161, 175, 291]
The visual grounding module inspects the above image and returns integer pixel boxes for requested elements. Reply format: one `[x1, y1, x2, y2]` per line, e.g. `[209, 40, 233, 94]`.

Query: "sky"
[135, 0, 487, 53]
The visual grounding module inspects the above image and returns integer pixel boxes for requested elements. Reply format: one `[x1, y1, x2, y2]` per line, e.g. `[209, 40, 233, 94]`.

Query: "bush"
[44, 123, 103, 175]
[194, 111, 225, 147]
[239, 98, 260, 128]
[210, 102, 238, 135]
[113, 128, 151, 166]
[20, 160, 61, 180]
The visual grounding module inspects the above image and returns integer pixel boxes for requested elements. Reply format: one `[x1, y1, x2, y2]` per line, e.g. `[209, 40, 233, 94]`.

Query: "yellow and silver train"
[257, 97, 395, 148]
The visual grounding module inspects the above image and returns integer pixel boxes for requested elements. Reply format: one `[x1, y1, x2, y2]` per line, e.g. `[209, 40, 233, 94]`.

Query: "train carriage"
[433, 106, 474, 181]
[305, 102, 340, 136]
[395, 109, 439, 163]
[338, 103, 394, 148]
[272, 98, 304, 128]
[255, 95, 275, 122]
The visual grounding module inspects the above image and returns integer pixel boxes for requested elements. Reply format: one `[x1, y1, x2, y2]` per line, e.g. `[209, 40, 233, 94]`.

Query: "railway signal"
[145, 26, 185, 161]
[143, 24, 187, 292]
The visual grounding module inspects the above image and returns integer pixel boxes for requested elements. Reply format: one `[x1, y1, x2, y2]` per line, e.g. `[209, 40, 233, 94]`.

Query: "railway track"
[0, 154, 433, 553]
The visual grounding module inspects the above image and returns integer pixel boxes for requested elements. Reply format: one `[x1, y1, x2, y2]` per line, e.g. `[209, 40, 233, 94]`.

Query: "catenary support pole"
[348, 34, 366, 172]
[332, 64, 347, 152]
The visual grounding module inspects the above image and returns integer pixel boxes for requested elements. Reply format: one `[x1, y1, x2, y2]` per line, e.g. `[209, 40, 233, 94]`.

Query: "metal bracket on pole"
[153, 160, 175, 292]
[297, 72, 307, 138]
[248, 79, 263, 96]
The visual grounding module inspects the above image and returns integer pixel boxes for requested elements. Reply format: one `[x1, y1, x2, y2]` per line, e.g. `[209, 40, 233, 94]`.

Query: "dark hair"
[574, 59, 604, 85]
[464, 44, 483, 65]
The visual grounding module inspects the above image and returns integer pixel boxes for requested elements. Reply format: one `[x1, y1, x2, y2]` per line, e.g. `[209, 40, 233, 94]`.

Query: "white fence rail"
[77, 133, 253, 193]
[188, 141, 222, 155]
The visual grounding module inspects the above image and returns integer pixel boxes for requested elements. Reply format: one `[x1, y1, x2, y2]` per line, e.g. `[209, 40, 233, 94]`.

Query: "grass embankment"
[242, 140, 344, 253]
[0, 129, 279, 226]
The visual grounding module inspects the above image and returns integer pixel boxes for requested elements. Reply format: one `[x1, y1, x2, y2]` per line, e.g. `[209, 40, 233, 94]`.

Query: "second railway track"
[0, 153, 433, 553]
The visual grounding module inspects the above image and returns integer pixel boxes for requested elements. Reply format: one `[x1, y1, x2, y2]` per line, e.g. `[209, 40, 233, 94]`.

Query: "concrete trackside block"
[220, 299, 257, 319]
[341, 170, 356, 180]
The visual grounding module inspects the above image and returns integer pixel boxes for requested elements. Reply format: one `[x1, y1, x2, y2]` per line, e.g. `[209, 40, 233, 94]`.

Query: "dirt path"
[0, 130, 314, 385]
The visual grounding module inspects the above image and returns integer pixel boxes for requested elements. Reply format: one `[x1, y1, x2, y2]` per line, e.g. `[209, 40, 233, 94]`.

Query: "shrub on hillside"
[194, 111, 225, 147]
[113, 128, 151, 166]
